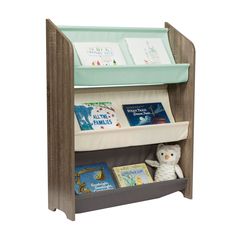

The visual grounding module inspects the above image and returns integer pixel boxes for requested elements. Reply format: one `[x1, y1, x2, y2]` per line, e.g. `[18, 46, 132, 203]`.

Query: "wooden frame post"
[166, 22, 195, 198]
[46, 19, 75, 220]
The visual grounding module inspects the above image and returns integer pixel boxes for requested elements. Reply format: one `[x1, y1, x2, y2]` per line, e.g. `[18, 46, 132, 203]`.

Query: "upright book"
[113, 163, 153, 188]
[74, 102, 121, 130]
[73, 42, 126, 66]
[125, 38, 171, 65]
[123, 102, 170, 126]
[75, 162, 116, 195]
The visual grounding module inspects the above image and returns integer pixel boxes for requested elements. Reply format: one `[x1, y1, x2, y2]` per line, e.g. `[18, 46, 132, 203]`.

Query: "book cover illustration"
[74, 102, 121, 131]
[73, 42, 126, 66]
[123, 102, 170, 126]
[125, 38, 171, 65]
[75, 162, 116, 195]
[113, 163, 153, 188]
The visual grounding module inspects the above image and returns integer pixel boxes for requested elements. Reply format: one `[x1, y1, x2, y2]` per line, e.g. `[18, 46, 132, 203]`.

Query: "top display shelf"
[59, 26, 189, 87]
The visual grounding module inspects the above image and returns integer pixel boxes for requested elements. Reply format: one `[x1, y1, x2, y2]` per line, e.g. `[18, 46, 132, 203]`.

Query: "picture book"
[73, 42, 126, 66]
[123, 102, 170, 126]
[113, 163, 153, 188]
[125, 38, 171, 65]
[74, 102, 121, 131]
[75, 162, 116, 195]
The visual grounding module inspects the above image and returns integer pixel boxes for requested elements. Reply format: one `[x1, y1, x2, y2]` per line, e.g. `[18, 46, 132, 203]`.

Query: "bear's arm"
[145, 160, 159, 168]
[175, 164, 184, 178]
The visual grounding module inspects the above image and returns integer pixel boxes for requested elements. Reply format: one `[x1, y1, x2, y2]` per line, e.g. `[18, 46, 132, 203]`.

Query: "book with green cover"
[113, 163, 153, 188]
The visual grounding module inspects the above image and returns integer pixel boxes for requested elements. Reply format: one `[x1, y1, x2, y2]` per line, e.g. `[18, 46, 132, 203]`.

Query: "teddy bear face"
[156, 144, 181, 165]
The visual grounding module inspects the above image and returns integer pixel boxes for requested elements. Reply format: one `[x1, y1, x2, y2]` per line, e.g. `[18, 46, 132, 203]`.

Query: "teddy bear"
[145, 144, 184, 182]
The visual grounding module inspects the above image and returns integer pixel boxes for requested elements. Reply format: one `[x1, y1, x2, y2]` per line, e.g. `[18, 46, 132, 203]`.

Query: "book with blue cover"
[74, 162, 116, 195]
[74, 102, 121, 131]
[123, 102, 170, 126]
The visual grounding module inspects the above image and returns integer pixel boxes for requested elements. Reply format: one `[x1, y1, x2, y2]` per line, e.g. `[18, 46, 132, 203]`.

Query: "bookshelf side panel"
[165, 22, 195, 199]
[46, 19, 75, 220]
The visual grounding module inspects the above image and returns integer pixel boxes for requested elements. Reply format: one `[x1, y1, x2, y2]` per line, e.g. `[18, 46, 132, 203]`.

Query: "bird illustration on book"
[138, 115, 151, 125]
[135, 176, 143, 185]
[75, 168, 105, 194]
[123, 175, 136, 186]
[122, 174, 143, 186]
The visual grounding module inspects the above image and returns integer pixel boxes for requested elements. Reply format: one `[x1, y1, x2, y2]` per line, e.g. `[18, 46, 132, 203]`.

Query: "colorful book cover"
[113, 163, 153, 188]
[74, 102, 121, 130]
[123, 102, 170, 126]
[75, 162, 116, 195]
[125, 38, 171, 65]
[73, 42, 126, 66]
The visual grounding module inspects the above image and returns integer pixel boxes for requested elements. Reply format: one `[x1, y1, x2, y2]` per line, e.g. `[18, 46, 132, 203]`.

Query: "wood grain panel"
[46, 19, 75, 220]
[165, 22, 195, 198]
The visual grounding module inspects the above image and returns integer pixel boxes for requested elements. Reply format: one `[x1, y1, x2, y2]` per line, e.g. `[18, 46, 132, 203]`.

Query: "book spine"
[112, 168, 122, 188]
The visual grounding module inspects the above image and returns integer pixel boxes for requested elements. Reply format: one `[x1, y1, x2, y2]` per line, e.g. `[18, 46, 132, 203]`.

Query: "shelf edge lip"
[75, 121, 189, 136]
[74, 80, 188, 88]
[58, 25, 169, 32]
[74, 83, 166, 89]
[74, 64, 190, 70]
[75, 178, 188, 200]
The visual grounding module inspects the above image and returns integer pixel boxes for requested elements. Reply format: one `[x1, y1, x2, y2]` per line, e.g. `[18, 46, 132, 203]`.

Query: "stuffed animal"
[145, 144, 184, 182]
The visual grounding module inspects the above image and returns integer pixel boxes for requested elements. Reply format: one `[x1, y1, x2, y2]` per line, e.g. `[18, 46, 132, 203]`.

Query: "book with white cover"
[74, 42, 126, 66]
[125, 38, 171, 65]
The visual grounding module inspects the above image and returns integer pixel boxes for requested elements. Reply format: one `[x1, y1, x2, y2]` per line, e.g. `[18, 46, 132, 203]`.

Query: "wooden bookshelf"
[46, 19, 195, 220]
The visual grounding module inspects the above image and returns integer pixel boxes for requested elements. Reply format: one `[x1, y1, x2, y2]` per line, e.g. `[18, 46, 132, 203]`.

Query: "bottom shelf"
[75, 144, 187, 213]
[75, 178, 187, 213]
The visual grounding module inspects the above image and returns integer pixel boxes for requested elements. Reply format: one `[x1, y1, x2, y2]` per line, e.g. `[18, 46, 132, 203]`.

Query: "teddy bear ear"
[157, 143, 165, 151]
[174, 144, 181, 151]
[174, 145, 181, 158]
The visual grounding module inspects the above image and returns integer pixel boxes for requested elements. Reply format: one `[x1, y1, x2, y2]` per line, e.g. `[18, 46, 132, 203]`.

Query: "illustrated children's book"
[113, 163, 153, 188]
[123, 102, 170, 126]
[125, 38, 171, 65]
[75, 162, 116, 195]
[74, 102, 121, 131]
[73, 42, 126, 66]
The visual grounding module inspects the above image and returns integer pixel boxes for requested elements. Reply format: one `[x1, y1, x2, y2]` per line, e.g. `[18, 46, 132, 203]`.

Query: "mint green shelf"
[59, 26, 189, 87]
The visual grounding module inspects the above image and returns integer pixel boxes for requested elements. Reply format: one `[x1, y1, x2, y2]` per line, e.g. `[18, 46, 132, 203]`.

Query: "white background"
[1, 0, 236, 235]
